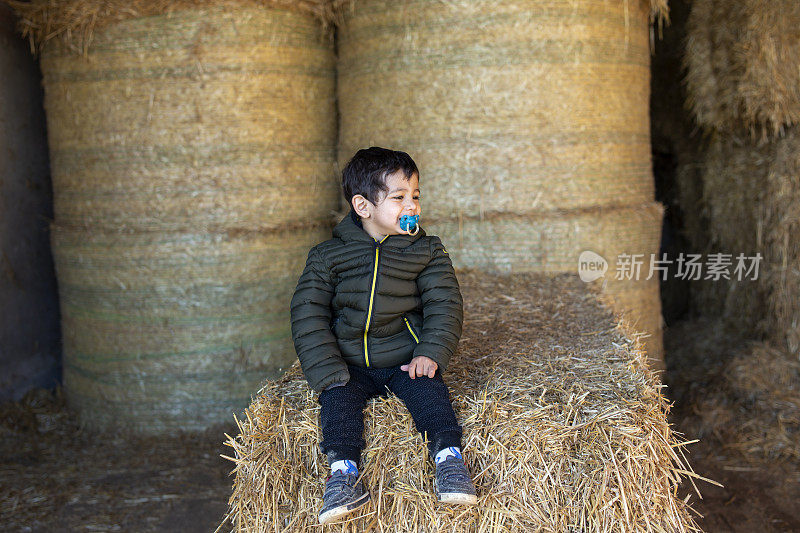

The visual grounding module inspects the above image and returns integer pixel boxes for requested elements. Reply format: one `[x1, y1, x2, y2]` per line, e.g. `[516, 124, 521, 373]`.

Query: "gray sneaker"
[319, 470, 370, 524]
[435, 456, 478, 505]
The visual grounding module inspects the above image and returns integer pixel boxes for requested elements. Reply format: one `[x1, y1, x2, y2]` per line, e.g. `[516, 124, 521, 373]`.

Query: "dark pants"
[317, 364, 463, 467]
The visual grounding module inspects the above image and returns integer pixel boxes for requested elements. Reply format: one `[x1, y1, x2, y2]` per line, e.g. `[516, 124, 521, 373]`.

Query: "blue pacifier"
[399, 214, 420, 235]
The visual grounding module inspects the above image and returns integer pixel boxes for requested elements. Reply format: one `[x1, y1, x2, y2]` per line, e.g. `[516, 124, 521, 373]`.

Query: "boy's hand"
[400, 356, 438, 379]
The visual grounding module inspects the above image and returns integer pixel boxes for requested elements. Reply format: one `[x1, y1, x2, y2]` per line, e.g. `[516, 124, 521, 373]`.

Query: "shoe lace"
[438, 458, 470, 482]
[326, 471, 358, 491]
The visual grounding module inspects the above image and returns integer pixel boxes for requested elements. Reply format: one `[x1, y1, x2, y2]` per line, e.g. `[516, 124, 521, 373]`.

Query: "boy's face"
[353, 170, 421, 241]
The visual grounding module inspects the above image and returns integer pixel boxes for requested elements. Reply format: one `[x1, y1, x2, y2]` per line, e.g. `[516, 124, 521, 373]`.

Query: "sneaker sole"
[437, 492, 478, 505]
[318, 491, 371, 525]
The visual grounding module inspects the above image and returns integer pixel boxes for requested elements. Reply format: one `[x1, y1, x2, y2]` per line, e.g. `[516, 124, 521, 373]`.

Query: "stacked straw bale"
[14, 0, 338, 231]
[8, 0, 338, 431]
[51, 225, 328, 430]
[222, 271, 699, 532]
[684, 0, 800, 139]
[689, 130, 800, 354]
[336, 0, 667, 369]
[683, 0, 800, 354]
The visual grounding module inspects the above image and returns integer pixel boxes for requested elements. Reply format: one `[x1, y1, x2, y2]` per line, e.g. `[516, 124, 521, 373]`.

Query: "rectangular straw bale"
[222, 271, 700, 532]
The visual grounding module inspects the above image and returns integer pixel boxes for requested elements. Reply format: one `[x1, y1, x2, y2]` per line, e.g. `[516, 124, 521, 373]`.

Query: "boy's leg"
[386, 366, 477, 505]
[317, 366, 382, 467]
[317, 366, 383, 524]
[385, 367, 462, 459]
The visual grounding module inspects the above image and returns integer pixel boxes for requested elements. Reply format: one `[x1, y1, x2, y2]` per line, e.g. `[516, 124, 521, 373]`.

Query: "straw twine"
[221, 271, 700, 532]
[336, 0, 666, 367]
[684, 0, 800, 140]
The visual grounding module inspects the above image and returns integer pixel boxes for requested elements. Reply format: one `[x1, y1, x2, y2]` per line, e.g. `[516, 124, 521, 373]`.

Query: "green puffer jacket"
[290, 210, 463, 392]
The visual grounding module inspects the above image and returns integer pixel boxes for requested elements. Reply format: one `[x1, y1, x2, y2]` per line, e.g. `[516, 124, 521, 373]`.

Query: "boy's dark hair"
[342, 147, 419, 206]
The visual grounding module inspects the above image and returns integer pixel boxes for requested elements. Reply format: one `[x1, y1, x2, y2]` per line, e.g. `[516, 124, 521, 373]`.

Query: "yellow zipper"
[404, 317, 419, 343]
[364, 235, 388, 366]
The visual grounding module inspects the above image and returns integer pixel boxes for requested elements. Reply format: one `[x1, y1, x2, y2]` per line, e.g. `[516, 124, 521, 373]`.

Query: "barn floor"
[2, 376, 798, 532]
[665, 318, 800, 532]
[1, 325, 798, 531]
[0, 389, 233, 532]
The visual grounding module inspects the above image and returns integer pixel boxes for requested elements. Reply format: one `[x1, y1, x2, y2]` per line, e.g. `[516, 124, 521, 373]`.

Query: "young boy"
[290, 147, 477, 525]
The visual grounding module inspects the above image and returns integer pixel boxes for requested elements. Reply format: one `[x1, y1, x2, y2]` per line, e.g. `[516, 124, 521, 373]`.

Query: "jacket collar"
[332, 209, 425, 249]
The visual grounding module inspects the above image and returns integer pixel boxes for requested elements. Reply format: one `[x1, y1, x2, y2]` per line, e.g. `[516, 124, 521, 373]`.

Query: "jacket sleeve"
[413, 237, 463, 372]
[290, 246, 350, 392]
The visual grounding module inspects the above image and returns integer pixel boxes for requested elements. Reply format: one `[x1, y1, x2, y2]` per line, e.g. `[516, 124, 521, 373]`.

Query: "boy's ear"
[351, 195, 371, 218]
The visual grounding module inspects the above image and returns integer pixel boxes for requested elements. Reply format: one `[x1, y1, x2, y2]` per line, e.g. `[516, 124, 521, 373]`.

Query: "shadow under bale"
[222, 271, 702, 532]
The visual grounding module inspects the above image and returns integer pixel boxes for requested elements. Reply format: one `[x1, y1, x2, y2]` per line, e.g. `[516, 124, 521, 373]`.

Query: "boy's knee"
[318, 378, 367, 402]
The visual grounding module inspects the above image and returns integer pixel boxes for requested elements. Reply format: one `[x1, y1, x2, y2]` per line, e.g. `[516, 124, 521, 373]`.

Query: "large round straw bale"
[337, 0, 665, 367]
[426, 202, 665, 365]
[684, 0, 800, 138]
[426, 204, 662, 273]
[51, 223, 330, 432]
[223, 272, 697, 532]
[27, 2, 338, 231]
[3, 2, 341, 430]
[338, 0, 657, 216]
